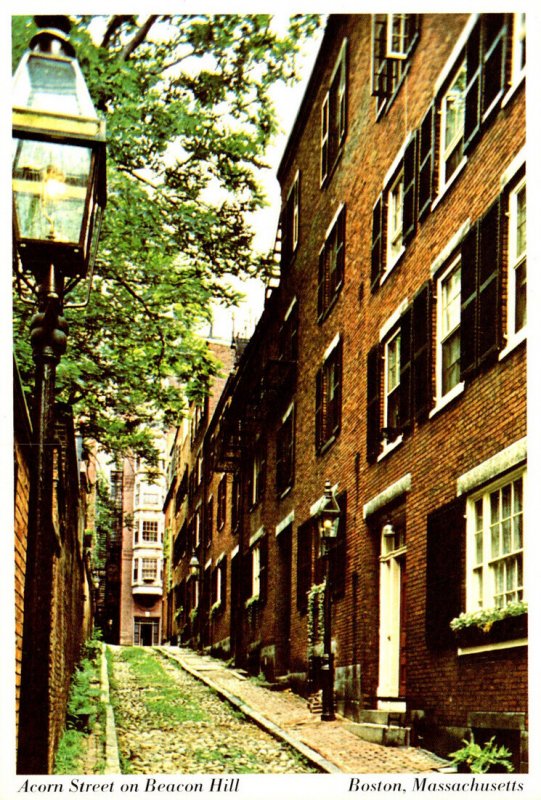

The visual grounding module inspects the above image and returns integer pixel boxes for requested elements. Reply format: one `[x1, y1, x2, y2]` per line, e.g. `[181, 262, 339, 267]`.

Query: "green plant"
[449, 734, 514, 774]
[450, 600, 527, 632]
[307, 582, 326, 656]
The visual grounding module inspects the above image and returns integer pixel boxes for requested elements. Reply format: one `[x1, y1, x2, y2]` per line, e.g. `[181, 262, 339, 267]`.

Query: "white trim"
[216, 552, 226, 565]
[378, 434, 404, 462]
[383, 134, 409, 189]
[430, 220, 471, 278]
[379, 298, 409, 342]
[435, 255, 462, 405]
[432, 157, 468, 212]
[282, 401, 294, 424]
[500, 147, 526, 191]
[310, 483, 339, 518]
[276, 510, 295, 536]
[205, 558, 212, 571]
[284, 296, 298, 322]
[456, 437, 527, 496]
[324, 202, 346, 241]
[249, 526, 265, 548]
[323, 332, 341, 361]
[429, 380, 464, 418]
[499, 327, 527, 361]
[434, 14, 479, 96]
[231, 545, 239, 558]
[458, 639, 527, 657]
[363, 473, 412, 519]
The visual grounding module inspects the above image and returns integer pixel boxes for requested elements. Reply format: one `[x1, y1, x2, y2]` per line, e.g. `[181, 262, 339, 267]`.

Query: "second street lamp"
[13, 15, 106, 774]
[316, 480, 341, 722]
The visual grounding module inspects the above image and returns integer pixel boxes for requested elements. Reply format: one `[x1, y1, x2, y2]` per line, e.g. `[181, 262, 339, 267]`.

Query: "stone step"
[344, 720, 411, 747]
[356, 709, 406, 726]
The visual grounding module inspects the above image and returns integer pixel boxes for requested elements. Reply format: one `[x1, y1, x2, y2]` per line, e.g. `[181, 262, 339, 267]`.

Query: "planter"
[454, 613, 527, 649]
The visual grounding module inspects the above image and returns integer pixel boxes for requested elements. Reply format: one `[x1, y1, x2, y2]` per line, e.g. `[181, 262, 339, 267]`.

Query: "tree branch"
[121, 15, 159, 61]
[101, 15, 135, 49]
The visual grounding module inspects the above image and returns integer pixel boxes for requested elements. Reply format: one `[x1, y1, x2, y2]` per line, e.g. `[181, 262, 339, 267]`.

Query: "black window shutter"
[418, 103, 435, 220]
[330, 491, 347, 599]
[318, 249, 326, 317]
[221, 559, 227, 606]
[403, 131, 418, 244]
[412, 281, 433, 422]
[464, 19, 482, 153]
[371, 194, 384, 291]
[477, 196, 502, 366]
[399, 305, 413, 434]
[259, 536, 268, 605]
[296, 522, 312, 613]
[331, 339, 343, 437]
[366, 344, 381, 463]
[482, 14, 507, 117]
[372, 15, 389, 98]
[460, 222, 479, 380]
[242, 550, 253, 601]
[259, 447, 267, 502]
[315, 367, 323, 451]
[426, 496, 466, 648]
[336, 206, 346, 286]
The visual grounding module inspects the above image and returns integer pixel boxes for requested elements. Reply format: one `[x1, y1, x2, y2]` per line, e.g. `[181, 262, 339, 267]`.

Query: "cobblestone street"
[108, 646, 318, 774]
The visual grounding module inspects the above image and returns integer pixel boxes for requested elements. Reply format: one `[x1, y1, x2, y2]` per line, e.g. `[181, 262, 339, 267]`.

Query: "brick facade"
[15, 366, 95, 773]
[165, 14, 527, 770]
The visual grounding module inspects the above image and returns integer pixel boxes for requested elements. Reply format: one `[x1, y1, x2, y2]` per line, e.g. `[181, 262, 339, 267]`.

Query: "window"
[372, 15, 420, 115]
[133, 561, 139, 583]
[142, 490, 160, 506]
[296, 521, 313, 614]
[383, 330, 401, 443]
[320, 39, 347, 184]
[440, 61, 466, 189]
[511, 13, 526, 86]
[217, 476, 227, 530]
[248, 443, 266, 509]
[318, 206, 345, 318]
[315, 338, 342, 452]
[467, 471, 525, 611]
[213, 558, 227, 608]
[281, 172, 300, 267]
[437, 258, 462, 400]
[508, 179, 526, 339]
[142, 520, 159, 542]
[245, 536, 267, 603]
[205, 497, 213, 548]
[232, 471, 241, 532]
[142, 558, 158, 581]
[387, 173, 404, 267]
[279, 299, 298, 363]
[276, 404, 295, 495]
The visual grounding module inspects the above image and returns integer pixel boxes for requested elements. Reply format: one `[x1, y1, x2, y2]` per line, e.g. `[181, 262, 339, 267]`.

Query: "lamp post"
[13, 15, 106, 774]
[189, 554, 202, 649]
[316, 480, 341, 722]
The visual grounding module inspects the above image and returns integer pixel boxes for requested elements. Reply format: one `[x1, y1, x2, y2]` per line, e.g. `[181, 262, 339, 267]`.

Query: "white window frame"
[142, 519, 159, 542]
[142, 558, 158, 582]
[466, 468, 526, 612]
[386, 14, 408, 59]
[435, 256, 464, 407]
[289, 172, 300, 254]
[320, 38, 347, 186]
[506, 177, 527, 347]
[511, 12, 526, 88]
[439, 60, 467, 194]
[383, 329, 401, 443]
[251, 544, 261, 599]
[386, 171, 404, 270]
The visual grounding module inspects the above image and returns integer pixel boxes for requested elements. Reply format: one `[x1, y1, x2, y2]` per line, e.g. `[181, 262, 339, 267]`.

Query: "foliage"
[307, 582, 326, 656]
[12, 14, 321, 463]
[92, 471, 118, 571]
[54, 638, 105, 774]
[450, 600, 527, 632]
[449, 734, 514, 774]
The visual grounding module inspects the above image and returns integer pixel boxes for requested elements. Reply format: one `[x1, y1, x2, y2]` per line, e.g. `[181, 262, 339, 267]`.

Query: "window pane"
[442, 330, 460, 394]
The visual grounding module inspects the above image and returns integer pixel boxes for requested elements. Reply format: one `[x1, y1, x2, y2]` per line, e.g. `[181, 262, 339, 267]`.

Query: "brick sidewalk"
[160, 646, 449, 774]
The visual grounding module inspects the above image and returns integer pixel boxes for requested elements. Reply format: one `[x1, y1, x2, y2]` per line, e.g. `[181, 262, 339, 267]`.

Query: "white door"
[378, 522, 406, 709]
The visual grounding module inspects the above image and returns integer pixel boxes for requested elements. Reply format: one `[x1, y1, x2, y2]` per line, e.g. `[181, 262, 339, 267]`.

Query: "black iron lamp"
[315, 480, 342, 721]
[13, 15, 106, 288]
[189, 554, 201, 578]
[14, 16, 106, 775]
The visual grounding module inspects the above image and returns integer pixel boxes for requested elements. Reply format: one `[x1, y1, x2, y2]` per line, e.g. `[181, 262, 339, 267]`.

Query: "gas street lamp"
[316, 480, 341, 722]
[13, 15, 106, 774]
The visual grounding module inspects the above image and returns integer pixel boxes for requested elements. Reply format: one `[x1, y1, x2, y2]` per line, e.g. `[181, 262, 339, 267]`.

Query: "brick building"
[15, 362, 95, 773]
[115, 441, 168, 646]
[165, 14, 527, 769]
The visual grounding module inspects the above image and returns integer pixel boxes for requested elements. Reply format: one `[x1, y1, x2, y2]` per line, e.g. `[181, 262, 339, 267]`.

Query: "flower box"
[454, 613, 527, 649]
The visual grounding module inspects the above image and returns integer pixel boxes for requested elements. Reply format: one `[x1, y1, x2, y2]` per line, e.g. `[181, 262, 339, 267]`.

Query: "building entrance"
[134, 617, 159, 646]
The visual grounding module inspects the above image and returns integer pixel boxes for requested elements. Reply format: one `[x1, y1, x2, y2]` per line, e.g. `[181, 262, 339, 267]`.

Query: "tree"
[12, 14, 320, 462]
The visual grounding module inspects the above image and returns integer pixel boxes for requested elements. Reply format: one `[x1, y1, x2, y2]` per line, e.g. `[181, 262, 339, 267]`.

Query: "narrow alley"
[107, 646, 319, 774]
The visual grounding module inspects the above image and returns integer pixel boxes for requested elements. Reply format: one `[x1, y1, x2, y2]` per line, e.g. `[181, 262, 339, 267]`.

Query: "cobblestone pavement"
[163, 647, 449, 774]
[108, 646, 318, 774]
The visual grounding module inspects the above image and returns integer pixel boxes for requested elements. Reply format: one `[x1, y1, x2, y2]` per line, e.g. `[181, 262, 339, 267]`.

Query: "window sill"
[317, 433, 338, 457]
[317, 282, 343, 325]
[499, 328, 526, 361]
[432, 158, 468, 212]
[278, 485, 293, 501]
[429, 381, 465, 419]
[502, 72, 525, 108]
[380, 247, 405, 287]
[455, 613, 528, 654]
[377, 434, 403, 462]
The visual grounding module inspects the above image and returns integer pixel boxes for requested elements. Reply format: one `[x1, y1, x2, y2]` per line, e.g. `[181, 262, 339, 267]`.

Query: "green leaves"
[13, 14, 321, 461]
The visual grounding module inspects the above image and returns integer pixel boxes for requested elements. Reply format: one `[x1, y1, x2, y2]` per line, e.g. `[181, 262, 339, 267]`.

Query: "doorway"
[377, 515, 406, 708]
[134, 617, 159, 646]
